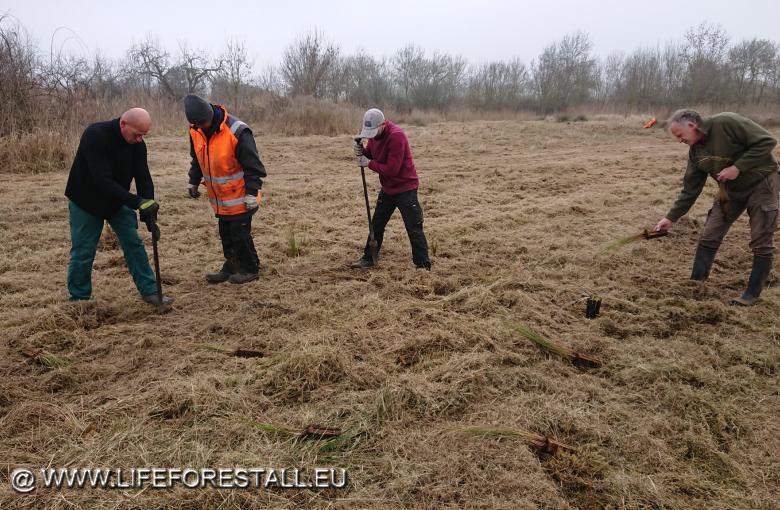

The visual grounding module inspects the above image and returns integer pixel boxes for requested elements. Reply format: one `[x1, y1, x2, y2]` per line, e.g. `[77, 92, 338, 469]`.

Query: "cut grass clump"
[513, 323, 601, 368]
[37, 352, 71, 368]
[258, 346, 347, 401]
[462, 425, 577, 454]
[373, 381, 468, 423]
[21, 347, 71, 368]
[197, 343, 264, 358]
[249, 421, 343, 441]
[249, 421, 297, 436]
[249, 419, 367, 462]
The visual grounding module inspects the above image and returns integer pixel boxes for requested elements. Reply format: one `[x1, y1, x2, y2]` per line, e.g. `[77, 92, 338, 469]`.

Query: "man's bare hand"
[654, 218, 673, 232]
[716, 165, 740, 182]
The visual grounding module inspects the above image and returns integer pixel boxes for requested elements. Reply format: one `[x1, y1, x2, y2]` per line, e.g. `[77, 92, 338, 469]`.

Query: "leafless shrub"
[0, 15, 39, 136]
[280, 29, 339, 98]
[126, 35, 178, 98]
[532, 32, 599, 113]
[213, 37, 253, 110]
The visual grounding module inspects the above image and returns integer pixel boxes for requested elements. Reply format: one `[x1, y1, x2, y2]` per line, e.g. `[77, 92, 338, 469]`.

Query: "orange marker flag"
[643, 117, 657, 129]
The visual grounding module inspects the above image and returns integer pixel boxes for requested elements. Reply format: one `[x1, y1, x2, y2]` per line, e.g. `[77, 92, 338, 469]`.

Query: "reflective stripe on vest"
[230, 120, 247, 137]
[209, 196, 246, 207]
[202, 170, 244, 184]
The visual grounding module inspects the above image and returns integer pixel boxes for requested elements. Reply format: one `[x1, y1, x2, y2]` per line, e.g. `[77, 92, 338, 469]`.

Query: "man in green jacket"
[654, 109, 779, 306]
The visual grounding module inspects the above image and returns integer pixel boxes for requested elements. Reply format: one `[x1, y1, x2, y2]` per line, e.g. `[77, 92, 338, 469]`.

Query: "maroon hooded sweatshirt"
[364, 121, 419, 195]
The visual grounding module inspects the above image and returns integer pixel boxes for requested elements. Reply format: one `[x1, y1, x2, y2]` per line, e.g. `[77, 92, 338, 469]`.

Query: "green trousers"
[67, 201, 157, 300]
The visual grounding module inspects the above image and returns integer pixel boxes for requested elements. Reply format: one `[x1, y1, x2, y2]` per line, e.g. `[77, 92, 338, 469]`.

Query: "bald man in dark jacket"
[65, 108, 173, 306]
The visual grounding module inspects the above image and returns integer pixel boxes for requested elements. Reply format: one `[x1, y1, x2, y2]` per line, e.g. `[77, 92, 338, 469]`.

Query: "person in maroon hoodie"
[351, 108, 431, 269]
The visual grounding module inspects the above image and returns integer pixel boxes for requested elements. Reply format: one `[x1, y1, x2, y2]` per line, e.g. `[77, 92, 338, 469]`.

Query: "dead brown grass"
[0, 118, 778, 509]
[0, 130, 74, 174]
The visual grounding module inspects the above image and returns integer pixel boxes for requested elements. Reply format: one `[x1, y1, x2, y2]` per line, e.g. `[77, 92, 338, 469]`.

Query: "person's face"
[194, 119, 212, 131]
[669, 121, 703, 146]
[120, 119, 150, 144]
[374, 122, 386, 138]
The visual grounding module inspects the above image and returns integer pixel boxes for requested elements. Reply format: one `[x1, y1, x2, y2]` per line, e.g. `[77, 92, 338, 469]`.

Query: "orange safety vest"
[189, 105, 253, 216]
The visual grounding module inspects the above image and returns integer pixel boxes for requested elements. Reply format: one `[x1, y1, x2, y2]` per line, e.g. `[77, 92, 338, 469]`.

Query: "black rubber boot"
[350, 257, 375, 269]
[142, 294, 175, 306]
[690, 245, 718, 281]
[228, 272, 259, 284]
[206, 257, 238, 284]
[731, 256, 773, 306]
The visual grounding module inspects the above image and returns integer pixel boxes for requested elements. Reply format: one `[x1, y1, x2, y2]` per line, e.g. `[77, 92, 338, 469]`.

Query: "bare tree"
[347, 53, 391, 106]
[126, 35, 177, 98]
[532, 32, 598, 113]
[660, 41, 685, 104]
[767, 44, 780, 104]
[391, 45, 466, 110]
[0, 15, 39, 134]
[728, 38, 776, 103]
[40, 45, 93, 106]
[618, 47, 663, 108]
[391, 44, 425, 110]
[680, 22, 730, 103]
[596, 52, 624, 104]
[215, 37, 253, 109]
[322, 55, 350, 103]
[256, 64, 283, 95]
[280, 29, 339, 98]
[414, 53, 465, 110]
[177, 42, 222, 95]
[467, 59, 529, 110]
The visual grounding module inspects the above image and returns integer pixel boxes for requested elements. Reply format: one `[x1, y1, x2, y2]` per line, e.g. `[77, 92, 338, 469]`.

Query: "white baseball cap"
[358, 108, 385, 139]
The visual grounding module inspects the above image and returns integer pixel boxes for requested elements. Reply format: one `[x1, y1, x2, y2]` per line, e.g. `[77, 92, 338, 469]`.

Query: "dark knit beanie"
[183, 94, 214, 125]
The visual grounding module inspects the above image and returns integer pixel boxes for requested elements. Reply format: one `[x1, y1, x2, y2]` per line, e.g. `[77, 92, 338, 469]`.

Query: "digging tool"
[355, 137, 378, 265]
[149, 223, 166, 314]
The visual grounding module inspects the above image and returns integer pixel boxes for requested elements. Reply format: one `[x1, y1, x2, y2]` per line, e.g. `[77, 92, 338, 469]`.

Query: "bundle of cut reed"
[198, 343, 264, 358]
[603, 228, 667, 252]
[513, 324, 601, 369]
[21, 347, 71, 368]
[462, 426, 576, 454]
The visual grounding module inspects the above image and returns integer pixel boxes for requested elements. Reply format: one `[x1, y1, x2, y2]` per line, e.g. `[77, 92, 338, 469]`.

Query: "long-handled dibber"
[355, 137, 378, 265]
[150, 224, 166, 314]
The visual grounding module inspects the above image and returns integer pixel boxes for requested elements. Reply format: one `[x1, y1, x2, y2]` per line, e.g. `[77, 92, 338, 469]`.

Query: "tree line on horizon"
[2, 16, 780, 137]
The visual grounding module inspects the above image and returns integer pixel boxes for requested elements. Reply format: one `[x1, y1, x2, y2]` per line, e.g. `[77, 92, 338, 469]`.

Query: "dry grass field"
[1, 118, 778, 509]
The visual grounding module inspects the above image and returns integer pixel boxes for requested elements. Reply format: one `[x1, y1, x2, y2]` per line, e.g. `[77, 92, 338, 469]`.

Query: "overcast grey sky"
[3, 0, 779, 67]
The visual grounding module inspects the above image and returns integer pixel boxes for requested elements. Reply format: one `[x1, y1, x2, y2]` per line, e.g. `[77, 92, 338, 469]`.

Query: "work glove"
[188, 184, 200, 198]
[356, 155, 370, 167]
[138, 199, 160, 240]
[353, 143, 364, 157]
[244, 194, 259, 210]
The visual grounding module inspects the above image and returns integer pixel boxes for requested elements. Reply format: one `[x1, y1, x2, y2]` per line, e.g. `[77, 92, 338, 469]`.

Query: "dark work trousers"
[364, 188, 431, 268]
[698, 172, 779, 257]
[218, 216, 259, 274]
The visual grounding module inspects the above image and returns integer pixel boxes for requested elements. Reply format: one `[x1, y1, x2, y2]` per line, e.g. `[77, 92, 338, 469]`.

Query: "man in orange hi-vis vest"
[184, 94, 267, 284]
